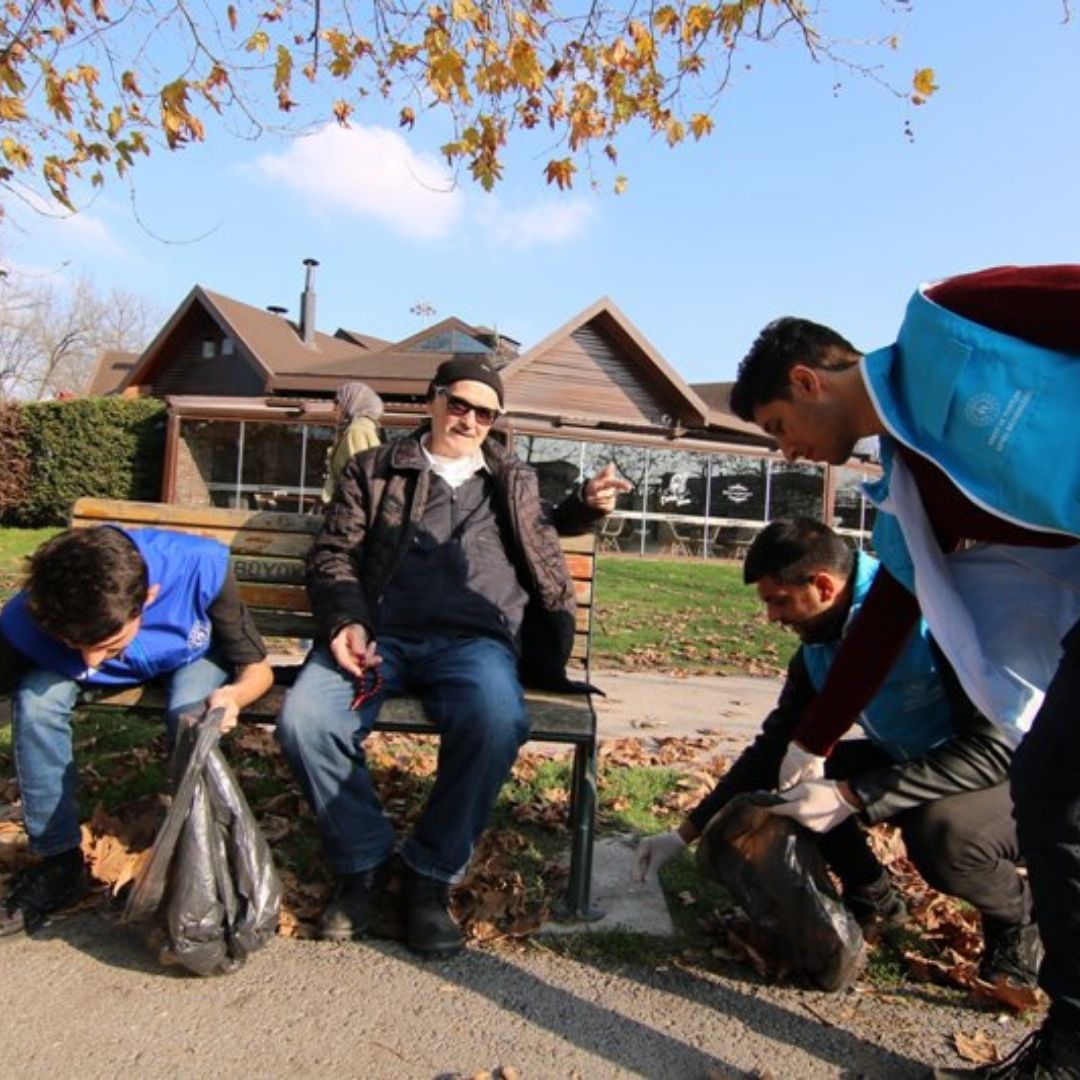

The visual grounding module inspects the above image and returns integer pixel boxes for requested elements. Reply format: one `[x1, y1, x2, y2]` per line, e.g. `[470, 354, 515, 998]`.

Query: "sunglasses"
[434, 386, 501, 426]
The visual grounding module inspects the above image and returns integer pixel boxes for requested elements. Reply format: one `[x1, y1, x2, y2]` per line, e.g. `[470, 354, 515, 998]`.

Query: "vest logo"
[188, 620, 211, 650]
[964, 392, 1000, 428]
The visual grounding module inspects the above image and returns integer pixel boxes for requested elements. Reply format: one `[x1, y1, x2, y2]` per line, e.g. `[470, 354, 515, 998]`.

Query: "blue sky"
[8, 1, 1080, 385]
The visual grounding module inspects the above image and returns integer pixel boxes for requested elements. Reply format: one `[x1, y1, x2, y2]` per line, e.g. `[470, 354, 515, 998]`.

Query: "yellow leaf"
[399, 106, 415, 128]
[246, 29, 270, 54]
[912, 67, 938, 99]
[614, 175, 627, 195]
[689, 112, 713, 139]
[508, 39, 543, 90]
[544, 156, 576, 190]
[450, 0, 479, 23]
[0, 95, 28, 121]
[652, 5, 679, 36]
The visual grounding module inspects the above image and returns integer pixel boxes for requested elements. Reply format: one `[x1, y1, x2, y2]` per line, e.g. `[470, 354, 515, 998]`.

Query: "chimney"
[299, 257, 319, 345]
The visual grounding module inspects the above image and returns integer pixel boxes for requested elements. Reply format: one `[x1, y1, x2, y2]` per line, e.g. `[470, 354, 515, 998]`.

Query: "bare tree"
[0, 270, 161, 400]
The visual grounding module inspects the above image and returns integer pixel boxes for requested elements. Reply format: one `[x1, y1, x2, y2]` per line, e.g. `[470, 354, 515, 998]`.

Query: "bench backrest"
[70, 498, 597, 671]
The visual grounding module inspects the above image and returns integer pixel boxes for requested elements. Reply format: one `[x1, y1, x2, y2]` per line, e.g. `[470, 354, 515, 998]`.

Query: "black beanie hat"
[429, 355, 505, 408]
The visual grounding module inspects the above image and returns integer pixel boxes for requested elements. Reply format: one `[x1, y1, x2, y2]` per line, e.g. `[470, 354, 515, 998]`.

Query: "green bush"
[0, 402, 31, 518]
[1, 398, 166, 526]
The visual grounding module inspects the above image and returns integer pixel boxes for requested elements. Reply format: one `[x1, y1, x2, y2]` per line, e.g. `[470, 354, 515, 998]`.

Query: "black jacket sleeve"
[850, 712, 1014, 824]
[206, 570, 268, 667]
[686, 651, 813, 834]
[0, 628, 31, 698]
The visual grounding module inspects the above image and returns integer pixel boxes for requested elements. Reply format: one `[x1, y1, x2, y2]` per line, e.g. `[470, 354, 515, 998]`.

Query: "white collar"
[421, 435, 487, 490]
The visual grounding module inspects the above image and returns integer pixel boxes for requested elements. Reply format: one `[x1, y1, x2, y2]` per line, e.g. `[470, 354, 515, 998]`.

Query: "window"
[200, 338, 216, 360]
[410, 329, 491, 354]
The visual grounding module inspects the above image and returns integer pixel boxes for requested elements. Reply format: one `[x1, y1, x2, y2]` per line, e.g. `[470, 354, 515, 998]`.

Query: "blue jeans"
[276, 636, 529, 883]
[11, 655, 230, 856]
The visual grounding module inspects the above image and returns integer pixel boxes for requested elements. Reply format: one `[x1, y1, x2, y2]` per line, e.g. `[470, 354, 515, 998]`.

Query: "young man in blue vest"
[0, 525, 273, 937]
[634, 518, 1035, 987]
[728, 266, 1080, 1077]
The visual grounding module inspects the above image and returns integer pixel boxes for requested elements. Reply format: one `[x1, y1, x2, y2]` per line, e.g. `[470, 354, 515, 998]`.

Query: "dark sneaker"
[843, 872, 910, 933]
[0, 849, 89, 937]
[978, 917, 1043, 987]
[931, 1019, 1080, 1078]
[403, 867, 463, 960]
[318, 859, 392, 942]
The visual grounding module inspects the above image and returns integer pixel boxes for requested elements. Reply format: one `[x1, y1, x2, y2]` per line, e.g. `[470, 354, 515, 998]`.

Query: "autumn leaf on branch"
[0, 0, 979, 221]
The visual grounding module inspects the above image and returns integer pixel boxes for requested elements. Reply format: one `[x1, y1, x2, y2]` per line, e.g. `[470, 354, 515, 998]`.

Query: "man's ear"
[812, 571, 838, 603]
[789, 364, 824, 400]
[144, 584, 161, 607]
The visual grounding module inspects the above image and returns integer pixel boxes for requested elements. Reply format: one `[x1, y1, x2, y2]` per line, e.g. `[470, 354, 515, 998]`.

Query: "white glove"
[633, 830, 687, 884]
[768, 779, 858, 833]
[777, 741, 827, 791]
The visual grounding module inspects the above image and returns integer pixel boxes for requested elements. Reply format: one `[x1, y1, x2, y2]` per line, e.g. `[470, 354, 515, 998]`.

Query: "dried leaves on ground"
[0, 726, 1048, 1020]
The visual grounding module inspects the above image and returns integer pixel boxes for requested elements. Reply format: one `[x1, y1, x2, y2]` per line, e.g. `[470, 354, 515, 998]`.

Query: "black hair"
[730, 317, 861, 422]
[743, 518, 853, 586]
[26, 526, 148, 645]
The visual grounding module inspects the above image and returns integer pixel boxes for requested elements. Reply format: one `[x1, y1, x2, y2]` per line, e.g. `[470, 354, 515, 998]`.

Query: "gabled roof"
[270, 316, 514, 398]
[85, 349, 139, 396]
[120, 286, 369, 394]
[334, 329, 392, 351]
[499, 296, 713, 429]
[690, 380, 773, 442]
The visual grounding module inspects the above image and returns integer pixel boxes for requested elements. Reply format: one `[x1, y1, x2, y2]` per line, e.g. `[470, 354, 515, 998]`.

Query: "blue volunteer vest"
[862, 286, 1080, 540]
[0, 527, 228, 686]
[800, 550, 954, 762]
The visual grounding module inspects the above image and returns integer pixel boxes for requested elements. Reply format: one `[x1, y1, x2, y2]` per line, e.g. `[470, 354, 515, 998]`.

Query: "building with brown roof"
[90, 260, 878, 553]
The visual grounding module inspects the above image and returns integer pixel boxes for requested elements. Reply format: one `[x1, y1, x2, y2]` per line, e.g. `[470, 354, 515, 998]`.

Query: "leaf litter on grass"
[0, 721, 1050, 1025]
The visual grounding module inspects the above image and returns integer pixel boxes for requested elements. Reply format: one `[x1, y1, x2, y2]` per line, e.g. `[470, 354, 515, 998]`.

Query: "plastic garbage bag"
[123, 708, 282, 976]
[697, 792, 865, 992]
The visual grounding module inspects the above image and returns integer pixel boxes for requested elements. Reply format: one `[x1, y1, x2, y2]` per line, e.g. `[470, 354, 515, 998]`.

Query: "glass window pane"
[768, 461, 826, 521]
[647, 448, 708, 518]
[709, 454, 768, 522]
[177, 420, 240, 508]
[304, 424, 335, 492]
[833, 466, 877, 548]
[515, 435, 582, 503]
[241, 422, 304, 511]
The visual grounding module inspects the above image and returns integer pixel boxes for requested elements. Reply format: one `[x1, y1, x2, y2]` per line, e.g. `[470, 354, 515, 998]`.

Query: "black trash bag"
[697, 791, 865, 992]
[123, 708, 282, 976]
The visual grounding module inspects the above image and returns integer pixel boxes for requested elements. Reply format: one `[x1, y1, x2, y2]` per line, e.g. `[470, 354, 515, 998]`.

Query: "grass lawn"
[0, 527, 59, 600]
[594, 554, 795, 674]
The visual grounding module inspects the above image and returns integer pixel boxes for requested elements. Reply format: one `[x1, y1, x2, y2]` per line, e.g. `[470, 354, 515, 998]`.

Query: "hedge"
[0, 398, 166, 526]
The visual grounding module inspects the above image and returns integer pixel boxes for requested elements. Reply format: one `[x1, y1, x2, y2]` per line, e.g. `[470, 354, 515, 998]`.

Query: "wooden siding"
[150, 309, 266, 398]
[508, 324, 685, 425]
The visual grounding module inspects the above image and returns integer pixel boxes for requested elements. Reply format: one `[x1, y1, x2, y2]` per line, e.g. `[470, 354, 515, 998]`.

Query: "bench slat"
[78, 684, 595, 741]
[71, 497, 322, 535]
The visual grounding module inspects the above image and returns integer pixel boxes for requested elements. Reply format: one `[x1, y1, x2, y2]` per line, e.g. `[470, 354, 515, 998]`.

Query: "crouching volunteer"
[0, 525, 273, 937]
[634, 519, 1038, 987]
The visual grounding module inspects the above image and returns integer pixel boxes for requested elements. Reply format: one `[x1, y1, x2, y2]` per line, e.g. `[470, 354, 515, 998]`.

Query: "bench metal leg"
[553, 736, 603, 922]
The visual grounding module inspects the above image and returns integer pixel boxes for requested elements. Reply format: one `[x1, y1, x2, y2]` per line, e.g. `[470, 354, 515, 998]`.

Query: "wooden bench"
[70, 497, 602, 920]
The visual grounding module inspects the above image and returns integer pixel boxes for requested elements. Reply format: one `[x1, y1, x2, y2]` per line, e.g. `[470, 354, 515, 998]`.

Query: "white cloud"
[472, 196, 593, 250]
[255, 123, 464, 241]
[10, 185, 128, 258]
